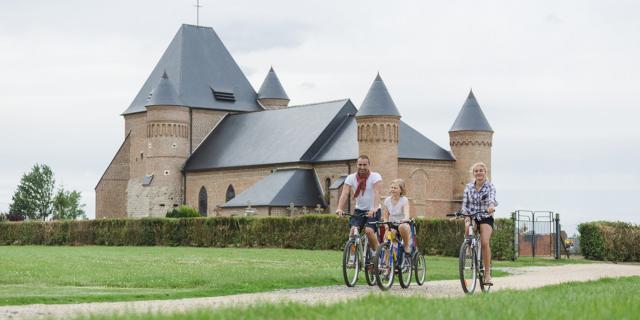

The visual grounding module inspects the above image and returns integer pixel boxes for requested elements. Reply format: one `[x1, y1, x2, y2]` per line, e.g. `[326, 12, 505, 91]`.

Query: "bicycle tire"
[398, 250, 412, 289]
[459, 241, 477, 294]
[342, 238, 360, 287]
[373, 243, 394, 291]
[363, 236, 376, 286]
[414, 252, 427, 285]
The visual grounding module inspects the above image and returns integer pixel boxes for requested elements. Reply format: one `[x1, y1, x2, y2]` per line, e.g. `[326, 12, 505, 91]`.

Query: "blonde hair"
[469, 162, 488, 179]
[390, 179, 406, 196]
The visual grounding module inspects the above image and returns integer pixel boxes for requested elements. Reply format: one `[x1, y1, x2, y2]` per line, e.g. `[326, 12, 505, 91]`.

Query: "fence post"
[512, 211, 518, 260]
[555, 213, 561, 259]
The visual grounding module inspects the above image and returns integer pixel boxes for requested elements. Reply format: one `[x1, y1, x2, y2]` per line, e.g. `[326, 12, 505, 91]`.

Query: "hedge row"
[0, 215, 515, 260]
[578, 221, 640, 262]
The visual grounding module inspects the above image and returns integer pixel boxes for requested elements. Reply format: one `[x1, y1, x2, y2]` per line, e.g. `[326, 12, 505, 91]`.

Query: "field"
[78, 276, 640, 320]
[0, 246, 588, 306]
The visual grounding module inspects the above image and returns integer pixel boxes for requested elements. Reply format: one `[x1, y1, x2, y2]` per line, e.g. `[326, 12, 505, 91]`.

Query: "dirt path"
[1, 263, 639, 320]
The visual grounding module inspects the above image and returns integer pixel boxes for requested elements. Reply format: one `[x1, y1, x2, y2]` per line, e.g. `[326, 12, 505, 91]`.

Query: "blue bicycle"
[372, 219, 426, 290]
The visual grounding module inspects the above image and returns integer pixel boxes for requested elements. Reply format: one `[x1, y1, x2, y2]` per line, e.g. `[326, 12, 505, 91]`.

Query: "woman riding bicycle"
[462, 162, 498, 286]
[382, 179, 411, 257]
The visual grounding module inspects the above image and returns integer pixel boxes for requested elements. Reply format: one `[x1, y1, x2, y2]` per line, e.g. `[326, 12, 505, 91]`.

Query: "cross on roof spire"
[194, 0, 203, 26]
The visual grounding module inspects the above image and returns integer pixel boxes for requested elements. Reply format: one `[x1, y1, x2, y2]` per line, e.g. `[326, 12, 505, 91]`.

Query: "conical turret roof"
[449, 90, 493, 132]
[258, 67, 289, 100]
[356, 74, 401, 117]
[145, 71, 184, 107]
[123, 24, 261, 114]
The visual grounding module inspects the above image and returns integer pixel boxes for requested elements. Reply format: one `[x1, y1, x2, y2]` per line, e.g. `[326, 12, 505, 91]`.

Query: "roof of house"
[257, 67, 289, 100]
[184, 99, 453, 171]
[356, 74, 401, 117]
[221, 169, 325, 207]
[123, 24, 261, 115]
[185, 99, 355, 171]
[449, 90, 493, 132]
[145, 71, 185, 107]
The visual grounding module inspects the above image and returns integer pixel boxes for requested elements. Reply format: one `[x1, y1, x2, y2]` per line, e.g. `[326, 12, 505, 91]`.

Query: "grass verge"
[80, 276, 640, 320]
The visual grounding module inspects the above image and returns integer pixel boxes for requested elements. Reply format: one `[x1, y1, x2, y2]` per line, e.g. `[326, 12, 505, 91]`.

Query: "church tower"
[137, 72, 190, 217]
[356, 74, 401, 184]
[449, 90, 494, 200]
[257, 67, 289, 109]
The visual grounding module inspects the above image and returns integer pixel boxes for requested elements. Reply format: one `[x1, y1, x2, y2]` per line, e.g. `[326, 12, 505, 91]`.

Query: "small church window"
[226, 185, 235, 202]
[198, 186, 207, 216]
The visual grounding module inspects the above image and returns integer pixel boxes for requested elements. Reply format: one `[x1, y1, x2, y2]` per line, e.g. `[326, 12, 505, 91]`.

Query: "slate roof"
[221, 169, 325, 207]
[185, 99, 356, 171]
[311, 115, 454, 162]
[145, 71, 185, 107]
[356, 74, 401, 117]
[257, 67, 289, 100]
[449, 90, 493, 132]
[123, 24, 261, 114]
[185, 99, 453, 172]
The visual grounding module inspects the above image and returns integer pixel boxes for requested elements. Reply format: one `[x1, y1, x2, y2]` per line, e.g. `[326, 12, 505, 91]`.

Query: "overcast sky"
[1, 0, 638, 234]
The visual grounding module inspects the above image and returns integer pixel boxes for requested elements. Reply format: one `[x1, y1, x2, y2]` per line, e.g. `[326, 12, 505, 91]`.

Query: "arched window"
[226, 185, 235, 202]
[325, 178, 331, 207]
[198, 186, 207, 216]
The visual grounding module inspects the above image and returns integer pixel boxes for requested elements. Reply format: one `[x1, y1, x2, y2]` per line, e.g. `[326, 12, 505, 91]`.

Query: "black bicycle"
[341, 212, 377, 287]
[447, 210, 491, 294]
[372, 219, 426, 290]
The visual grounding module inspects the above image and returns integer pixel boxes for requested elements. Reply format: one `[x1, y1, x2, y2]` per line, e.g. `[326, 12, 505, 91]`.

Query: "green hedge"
[0, 216, 515, 260]
[578, 221, 640, 262]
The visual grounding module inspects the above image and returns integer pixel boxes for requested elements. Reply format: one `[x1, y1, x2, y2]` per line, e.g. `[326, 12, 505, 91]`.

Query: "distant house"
[96, 24, 494, 218]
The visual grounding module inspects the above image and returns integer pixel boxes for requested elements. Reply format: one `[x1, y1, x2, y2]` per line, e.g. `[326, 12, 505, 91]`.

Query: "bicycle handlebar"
[373, 218, 415, 226]
[446, 210, 489, 218]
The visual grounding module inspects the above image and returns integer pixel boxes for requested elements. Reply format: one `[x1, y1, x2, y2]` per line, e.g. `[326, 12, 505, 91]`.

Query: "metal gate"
[513, 210, 564, 259]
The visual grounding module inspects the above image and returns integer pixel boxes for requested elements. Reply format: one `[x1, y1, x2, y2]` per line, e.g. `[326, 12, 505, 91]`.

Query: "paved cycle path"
[1, 263, 639, 319]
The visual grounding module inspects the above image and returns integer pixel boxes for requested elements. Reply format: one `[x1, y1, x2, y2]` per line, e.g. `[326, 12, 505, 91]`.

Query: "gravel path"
[1, 263, 639, 319]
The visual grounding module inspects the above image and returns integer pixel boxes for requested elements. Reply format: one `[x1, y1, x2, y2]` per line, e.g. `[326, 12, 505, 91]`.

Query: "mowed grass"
[0, 246, 587, 305]
[80, 276, 640, 320]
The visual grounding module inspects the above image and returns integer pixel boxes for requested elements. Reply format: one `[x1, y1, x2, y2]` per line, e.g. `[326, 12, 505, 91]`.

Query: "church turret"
[356, 73, 401, 185]
[135, 72, 190, 217]
[449, 90, 494, 200]
[257, 67, 289, 109]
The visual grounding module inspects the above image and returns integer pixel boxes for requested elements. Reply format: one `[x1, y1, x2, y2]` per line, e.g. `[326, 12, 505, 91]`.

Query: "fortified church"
[96, 24, 494, 218]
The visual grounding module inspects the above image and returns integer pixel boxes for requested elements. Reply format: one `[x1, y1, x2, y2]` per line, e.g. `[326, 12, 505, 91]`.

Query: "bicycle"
[341, 212, 377, 287]
[446, 210, 492, 294]
[372, 219, 426, 290]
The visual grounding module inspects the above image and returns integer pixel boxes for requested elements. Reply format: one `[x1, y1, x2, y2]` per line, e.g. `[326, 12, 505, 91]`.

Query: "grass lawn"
[0, 246, 589, 306]
[80, 276, 640, 320]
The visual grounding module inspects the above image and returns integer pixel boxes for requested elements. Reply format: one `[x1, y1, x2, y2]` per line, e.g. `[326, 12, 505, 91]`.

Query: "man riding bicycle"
[336, 155, 383, 252]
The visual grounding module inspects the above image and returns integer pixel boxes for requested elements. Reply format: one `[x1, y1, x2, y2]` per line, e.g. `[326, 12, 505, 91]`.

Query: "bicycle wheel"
[398, 250, 412, 289]
[363, 237, 376, 286]
[414, 252, 427, 286]
[342, 238, 360, 287]
[373, 243, 394, 291]
[459, 241, 477, 294]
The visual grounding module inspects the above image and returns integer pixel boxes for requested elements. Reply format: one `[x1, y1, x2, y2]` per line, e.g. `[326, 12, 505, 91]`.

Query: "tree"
[52, 188, 86, 220]
[9, 164, 55, 220]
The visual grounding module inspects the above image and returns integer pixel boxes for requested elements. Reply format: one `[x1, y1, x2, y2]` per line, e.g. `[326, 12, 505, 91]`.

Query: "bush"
[166, 205, 200, 218]
[578, 221, 640, 262]
[0, 216, 515, 260]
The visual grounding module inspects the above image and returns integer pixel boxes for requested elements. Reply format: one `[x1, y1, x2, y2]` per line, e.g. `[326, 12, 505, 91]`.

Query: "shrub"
[166, 205, 200, 218]
[578, 221, 640, 262]
[0, 216, 515, 260]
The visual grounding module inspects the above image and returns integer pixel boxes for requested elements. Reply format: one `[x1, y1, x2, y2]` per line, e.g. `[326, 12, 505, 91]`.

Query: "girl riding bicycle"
[382, 179, 412, 256]
[462, 162, 498, 286]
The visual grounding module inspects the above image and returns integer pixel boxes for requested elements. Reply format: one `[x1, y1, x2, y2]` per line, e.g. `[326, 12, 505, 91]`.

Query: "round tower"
[257, 67, 289, 109]
[356, 73, 401, 185]
[449, 90, 494, 200]
[143, 71, 190, 217]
